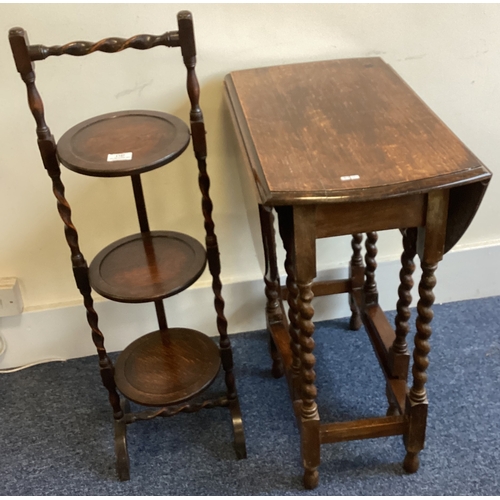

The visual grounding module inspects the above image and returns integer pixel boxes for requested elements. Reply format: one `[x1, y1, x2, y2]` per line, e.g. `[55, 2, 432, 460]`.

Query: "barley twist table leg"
[287, 205, 320, 490]
[265, 279, 284, 379]
[285, 258, 302, 399]
[404, 261, 437, 473]
[364, 231, 379, 306]
[259, 205, 284, 378]
[297, 280, 319, 490]
[404, 189, 448, 473]
[349, 233, 364, 330]
[387, 228, 417, 415]
[393, 228, 417, 364]
[278, 207, 302, 401]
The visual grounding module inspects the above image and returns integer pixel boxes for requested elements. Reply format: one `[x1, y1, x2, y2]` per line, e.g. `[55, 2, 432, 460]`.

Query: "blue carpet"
[1, 296, 499, 495]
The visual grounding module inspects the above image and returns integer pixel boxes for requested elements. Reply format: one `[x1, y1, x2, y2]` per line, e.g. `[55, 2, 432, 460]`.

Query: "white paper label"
[340, 175, 360, 181]
[107, 152, 133, 162]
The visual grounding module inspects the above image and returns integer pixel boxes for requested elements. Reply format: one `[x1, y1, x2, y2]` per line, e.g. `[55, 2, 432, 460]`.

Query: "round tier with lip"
[57, 110, 191, 177]
[89, 231, 206, 303]
[114, 328, 221, 407]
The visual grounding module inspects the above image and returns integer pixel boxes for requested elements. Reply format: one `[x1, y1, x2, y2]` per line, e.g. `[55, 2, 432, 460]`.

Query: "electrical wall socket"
[0, 278, 24, 317]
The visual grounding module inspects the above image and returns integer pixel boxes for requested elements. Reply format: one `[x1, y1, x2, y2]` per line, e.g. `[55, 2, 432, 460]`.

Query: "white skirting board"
[0, 242, 499, 370]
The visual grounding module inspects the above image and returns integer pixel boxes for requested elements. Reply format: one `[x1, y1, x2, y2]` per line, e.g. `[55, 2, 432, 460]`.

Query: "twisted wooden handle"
[28, 31, 180, 61]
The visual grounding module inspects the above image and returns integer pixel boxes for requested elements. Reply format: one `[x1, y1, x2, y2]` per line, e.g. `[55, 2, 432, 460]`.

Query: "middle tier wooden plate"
[114, 327, 221, 407]
[89, 231, 206, 303]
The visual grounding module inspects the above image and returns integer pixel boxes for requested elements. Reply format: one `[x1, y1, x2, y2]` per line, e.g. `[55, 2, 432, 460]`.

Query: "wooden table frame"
[258, 189, 447, 489]
[225, 57, 491, 489]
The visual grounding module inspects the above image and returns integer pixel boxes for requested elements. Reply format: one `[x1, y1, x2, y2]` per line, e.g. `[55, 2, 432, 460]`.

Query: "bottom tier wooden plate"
[114, 328, 221, 407]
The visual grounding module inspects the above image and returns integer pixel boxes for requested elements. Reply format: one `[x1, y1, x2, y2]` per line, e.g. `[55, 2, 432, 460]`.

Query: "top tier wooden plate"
[57, 110, 190, 177]
[225, 57, 490, 205]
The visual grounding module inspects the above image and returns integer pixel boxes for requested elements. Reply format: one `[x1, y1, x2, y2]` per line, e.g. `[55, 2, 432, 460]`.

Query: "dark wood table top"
[225, 57, 490, 205]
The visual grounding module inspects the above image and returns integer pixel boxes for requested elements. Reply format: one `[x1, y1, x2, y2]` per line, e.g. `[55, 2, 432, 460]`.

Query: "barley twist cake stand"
[10, 11, 246, 481]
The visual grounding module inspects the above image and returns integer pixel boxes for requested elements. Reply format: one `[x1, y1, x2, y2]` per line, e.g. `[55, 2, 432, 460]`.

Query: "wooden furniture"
[225, 58, 491, 489]
[10, 10, 246, 480]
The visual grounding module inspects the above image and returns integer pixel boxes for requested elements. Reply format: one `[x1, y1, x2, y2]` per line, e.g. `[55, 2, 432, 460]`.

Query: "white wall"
[1, 4, 499, 368]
